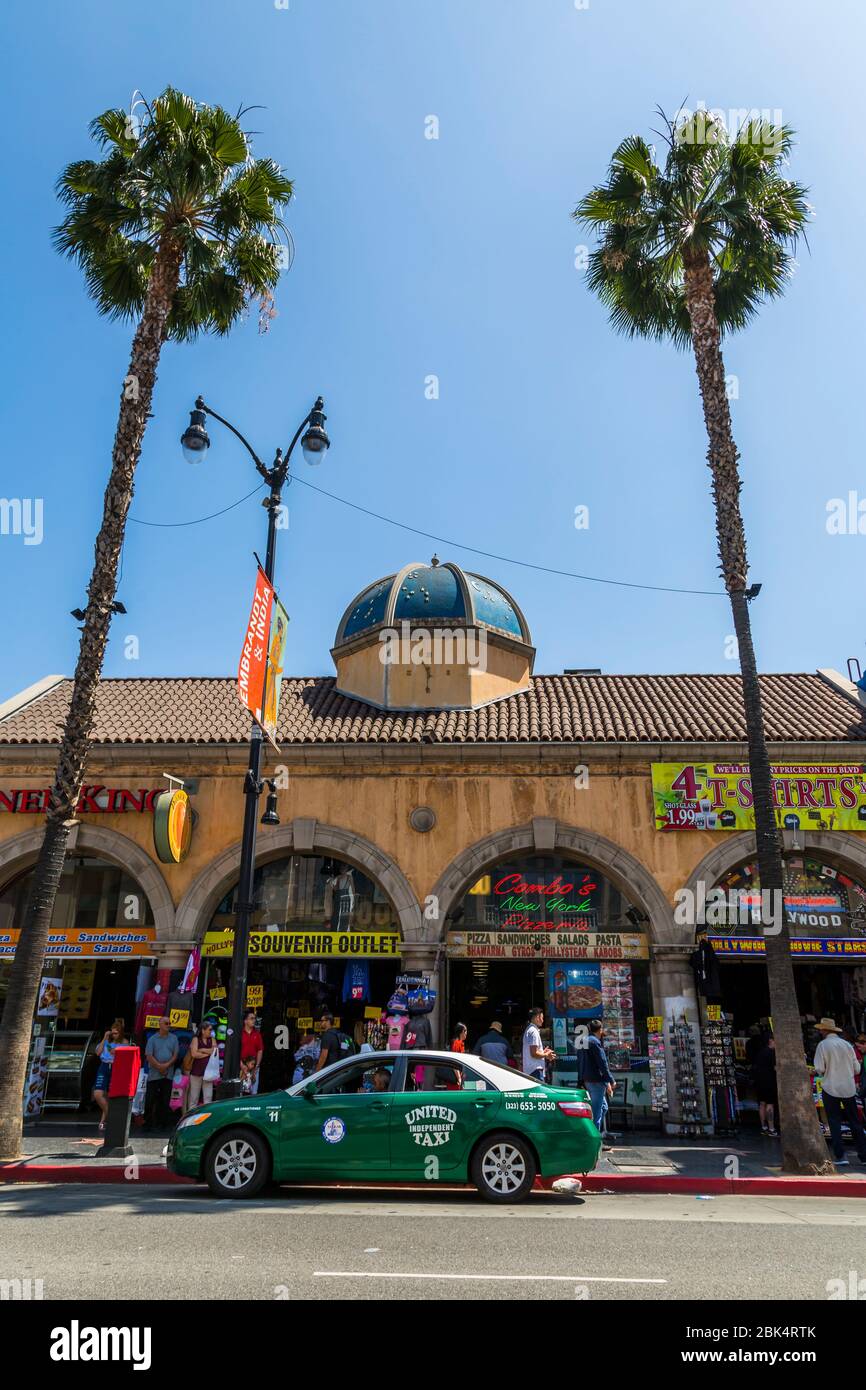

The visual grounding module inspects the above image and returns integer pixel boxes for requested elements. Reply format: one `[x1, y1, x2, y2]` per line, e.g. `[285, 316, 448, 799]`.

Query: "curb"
[2, 1163, 866, 1196]
[577, 1173, 866, 1197]
[0, 1164, 192, 1185]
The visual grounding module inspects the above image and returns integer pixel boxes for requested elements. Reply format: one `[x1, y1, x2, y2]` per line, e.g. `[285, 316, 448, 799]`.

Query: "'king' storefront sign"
[0, 786, 165, 814]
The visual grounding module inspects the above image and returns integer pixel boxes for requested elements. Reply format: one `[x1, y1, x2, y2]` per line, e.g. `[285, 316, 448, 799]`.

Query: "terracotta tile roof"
[0, 673, 864, 747]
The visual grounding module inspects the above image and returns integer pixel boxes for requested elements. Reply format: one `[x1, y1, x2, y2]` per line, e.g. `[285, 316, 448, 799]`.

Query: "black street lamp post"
[181, 395, 330, 1098]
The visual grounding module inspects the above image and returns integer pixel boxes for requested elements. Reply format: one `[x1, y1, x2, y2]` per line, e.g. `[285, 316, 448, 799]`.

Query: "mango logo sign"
[403, 1104, 457, 1147]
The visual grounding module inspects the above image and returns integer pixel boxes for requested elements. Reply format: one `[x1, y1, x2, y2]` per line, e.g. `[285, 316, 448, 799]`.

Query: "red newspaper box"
[108, 1044, 141, 1100]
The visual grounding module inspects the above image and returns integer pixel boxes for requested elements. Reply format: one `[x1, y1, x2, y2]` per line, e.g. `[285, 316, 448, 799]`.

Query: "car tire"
[471, 1131, 537, 1203]
[204, 1128, 271, 1199]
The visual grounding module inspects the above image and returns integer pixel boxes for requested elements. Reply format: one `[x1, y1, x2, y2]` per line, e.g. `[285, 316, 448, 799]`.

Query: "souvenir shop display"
[701, 1011, 738, 1133]
[647, 1021, 668, 1112]
[600, 963, 635, 1071]
[669, 1013, 702, 1136]
[385, 972, 436, 1049]
[23, 1035, 49, 1119]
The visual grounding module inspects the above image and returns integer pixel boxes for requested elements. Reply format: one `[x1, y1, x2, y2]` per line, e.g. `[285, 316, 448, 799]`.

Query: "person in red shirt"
[240, 1010, 264, 1094]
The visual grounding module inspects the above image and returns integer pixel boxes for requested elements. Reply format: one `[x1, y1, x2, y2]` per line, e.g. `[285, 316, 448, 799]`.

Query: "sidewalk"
[3, 1120, 866, 1195]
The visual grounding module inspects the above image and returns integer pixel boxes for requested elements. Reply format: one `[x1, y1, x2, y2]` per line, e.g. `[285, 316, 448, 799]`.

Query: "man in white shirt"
[813, 1017, 866, 1166]
[522, 1007, 555, 1082]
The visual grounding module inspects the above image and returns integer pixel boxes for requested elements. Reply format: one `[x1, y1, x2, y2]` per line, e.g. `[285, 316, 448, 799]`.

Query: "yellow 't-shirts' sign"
[652, 761, 866, 831]
[246, 985, 264, 1007]
[202, 930, 401, 959]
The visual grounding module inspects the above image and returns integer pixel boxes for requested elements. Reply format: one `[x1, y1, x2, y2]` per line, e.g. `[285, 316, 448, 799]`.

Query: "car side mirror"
[302, 1082, 317, 1101]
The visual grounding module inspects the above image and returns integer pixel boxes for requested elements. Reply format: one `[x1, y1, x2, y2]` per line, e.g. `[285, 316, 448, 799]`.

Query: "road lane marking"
[314, 1271, 666, 1284]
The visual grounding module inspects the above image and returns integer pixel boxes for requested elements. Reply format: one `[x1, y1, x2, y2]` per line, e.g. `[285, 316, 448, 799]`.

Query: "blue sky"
[1, 0, 863, 700]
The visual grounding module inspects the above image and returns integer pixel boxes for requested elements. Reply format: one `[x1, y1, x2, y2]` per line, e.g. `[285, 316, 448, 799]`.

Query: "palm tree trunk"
[683, 250, 833, 1174]
[0, 238, 182, 1159]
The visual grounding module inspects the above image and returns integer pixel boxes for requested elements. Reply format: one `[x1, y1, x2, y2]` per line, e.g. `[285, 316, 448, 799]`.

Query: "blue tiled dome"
[335, 560, 531, 646]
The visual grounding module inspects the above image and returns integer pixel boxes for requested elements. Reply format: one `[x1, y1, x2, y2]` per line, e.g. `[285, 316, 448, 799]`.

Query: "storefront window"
[209, 854, 395, 932]
[700, 856, 866, 1049]
[0, 857, 154, 936]
[713, 856, 866, 936]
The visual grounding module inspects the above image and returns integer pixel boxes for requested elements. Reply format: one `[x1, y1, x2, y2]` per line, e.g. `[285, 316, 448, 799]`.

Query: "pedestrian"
[577, 1018, 616, 1134]
[239, 1009, 264, 1095]
[473, 1020, 514, 1067]
[521, 1007, 555, 1082]
[92, 1018, 127, 1131]
[854, 1034, 866, 1105]
[143, 1015, 178, 1130]
[315, 1011, 355, 1070]
[449, 1023, 468, 1054]
[813, 1017, 866, 1167]
[752, 1033, 778, 1137]
[184, 1020, 218, 1112]
[292, 1031, 321, 1084]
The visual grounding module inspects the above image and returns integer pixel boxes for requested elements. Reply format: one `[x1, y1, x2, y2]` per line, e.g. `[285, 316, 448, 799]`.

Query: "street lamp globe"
[300, 399, 330, 465]
[180, 404, 211, 465]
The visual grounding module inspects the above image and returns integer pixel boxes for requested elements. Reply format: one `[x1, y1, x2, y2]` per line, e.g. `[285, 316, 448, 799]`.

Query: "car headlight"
[176, 1111, 213, 1130]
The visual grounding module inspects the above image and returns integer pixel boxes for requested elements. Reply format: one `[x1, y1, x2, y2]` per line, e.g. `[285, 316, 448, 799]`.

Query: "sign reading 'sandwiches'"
[446, 930, 648, 960]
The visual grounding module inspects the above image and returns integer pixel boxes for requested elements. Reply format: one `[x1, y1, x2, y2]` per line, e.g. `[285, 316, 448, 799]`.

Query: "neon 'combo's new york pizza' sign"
[492, 872, 599, 931]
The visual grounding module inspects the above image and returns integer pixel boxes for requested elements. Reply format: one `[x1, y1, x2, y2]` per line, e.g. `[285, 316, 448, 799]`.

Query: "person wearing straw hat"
[813, 1018, 866, 1166]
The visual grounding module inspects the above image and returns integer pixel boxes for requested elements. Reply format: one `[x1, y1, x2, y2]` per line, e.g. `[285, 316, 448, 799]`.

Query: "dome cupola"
[332, 558, 534, 711]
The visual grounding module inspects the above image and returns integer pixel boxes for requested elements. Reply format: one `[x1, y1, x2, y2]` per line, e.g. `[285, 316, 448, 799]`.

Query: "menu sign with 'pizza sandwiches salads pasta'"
[446, 930, 648, 960]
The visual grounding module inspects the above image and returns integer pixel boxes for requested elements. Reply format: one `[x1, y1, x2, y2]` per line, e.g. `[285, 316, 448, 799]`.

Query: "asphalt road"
[2, 1184, 865, 1301]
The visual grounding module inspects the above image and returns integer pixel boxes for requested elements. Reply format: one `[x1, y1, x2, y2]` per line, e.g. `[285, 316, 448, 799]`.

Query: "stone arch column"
[173, 818, 423, 946]
[0, 822, 176, 941]
[426, 816, 674, 945]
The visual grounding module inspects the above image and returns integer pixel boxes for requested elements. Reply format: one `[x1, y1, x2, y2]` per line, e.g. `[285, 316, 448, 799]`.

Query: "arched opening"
[200, 851, 408, 1093]
[699, 850, 866, 1045]
[443, 845, 655, 1111]
[0, 853, 161, 1114]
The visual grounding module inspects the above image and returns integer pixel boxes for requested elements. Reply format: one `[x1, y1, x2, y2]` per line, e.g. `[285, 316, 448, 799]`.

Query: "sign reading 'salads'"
[652, 763, 866, 832]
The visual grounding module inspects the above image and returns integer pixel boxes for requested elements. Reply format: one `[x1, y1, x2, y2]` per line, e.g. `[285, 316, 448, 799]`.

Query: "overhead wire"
[128, 474, 724, 598]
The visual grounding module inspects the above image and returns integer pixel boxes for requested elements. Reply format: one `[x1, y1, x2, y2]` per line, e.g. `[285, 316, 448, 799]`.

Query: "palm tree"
[575, 110, 833, 1174]
[0, 89, 293, 1158]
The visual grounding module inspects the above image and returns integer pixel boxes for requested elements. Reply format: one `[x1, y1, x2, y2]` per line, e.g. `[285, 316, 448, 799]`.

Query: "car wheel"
[204, 1128, 271, 1199]
[471, 1132, 537, 1203]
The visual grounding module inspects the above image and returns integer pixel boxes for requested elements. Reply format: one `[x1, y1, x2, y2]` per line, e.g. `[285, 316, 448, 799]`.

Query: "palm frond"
[54, 88, 295, 340]
[576, 104, 810, 347]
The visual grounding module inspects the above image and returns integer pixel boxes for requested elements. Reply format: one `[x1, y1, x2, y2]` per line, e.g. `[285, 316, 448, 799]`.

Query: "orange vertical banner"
[237, 566, 273, 724]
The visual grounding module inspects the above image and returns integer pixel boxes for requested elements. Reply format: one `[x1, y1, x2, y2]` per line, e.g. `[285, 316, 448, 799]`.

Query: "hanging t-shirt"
[342, 961, 370, 1003]
[166, 990, 195, 1028]
[135, 988, 168, 1038]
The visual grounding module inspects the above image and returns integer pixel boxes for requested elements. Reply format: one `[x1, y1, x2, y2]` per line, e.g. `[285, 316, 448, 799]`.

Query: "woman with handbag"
[184, 1020, 218, 1112]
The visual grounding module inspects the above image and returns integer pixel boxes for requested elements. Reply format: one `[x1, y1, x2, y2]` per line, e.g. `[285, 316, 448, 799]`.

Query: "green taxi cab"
[166, 1048, 601, 1202]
